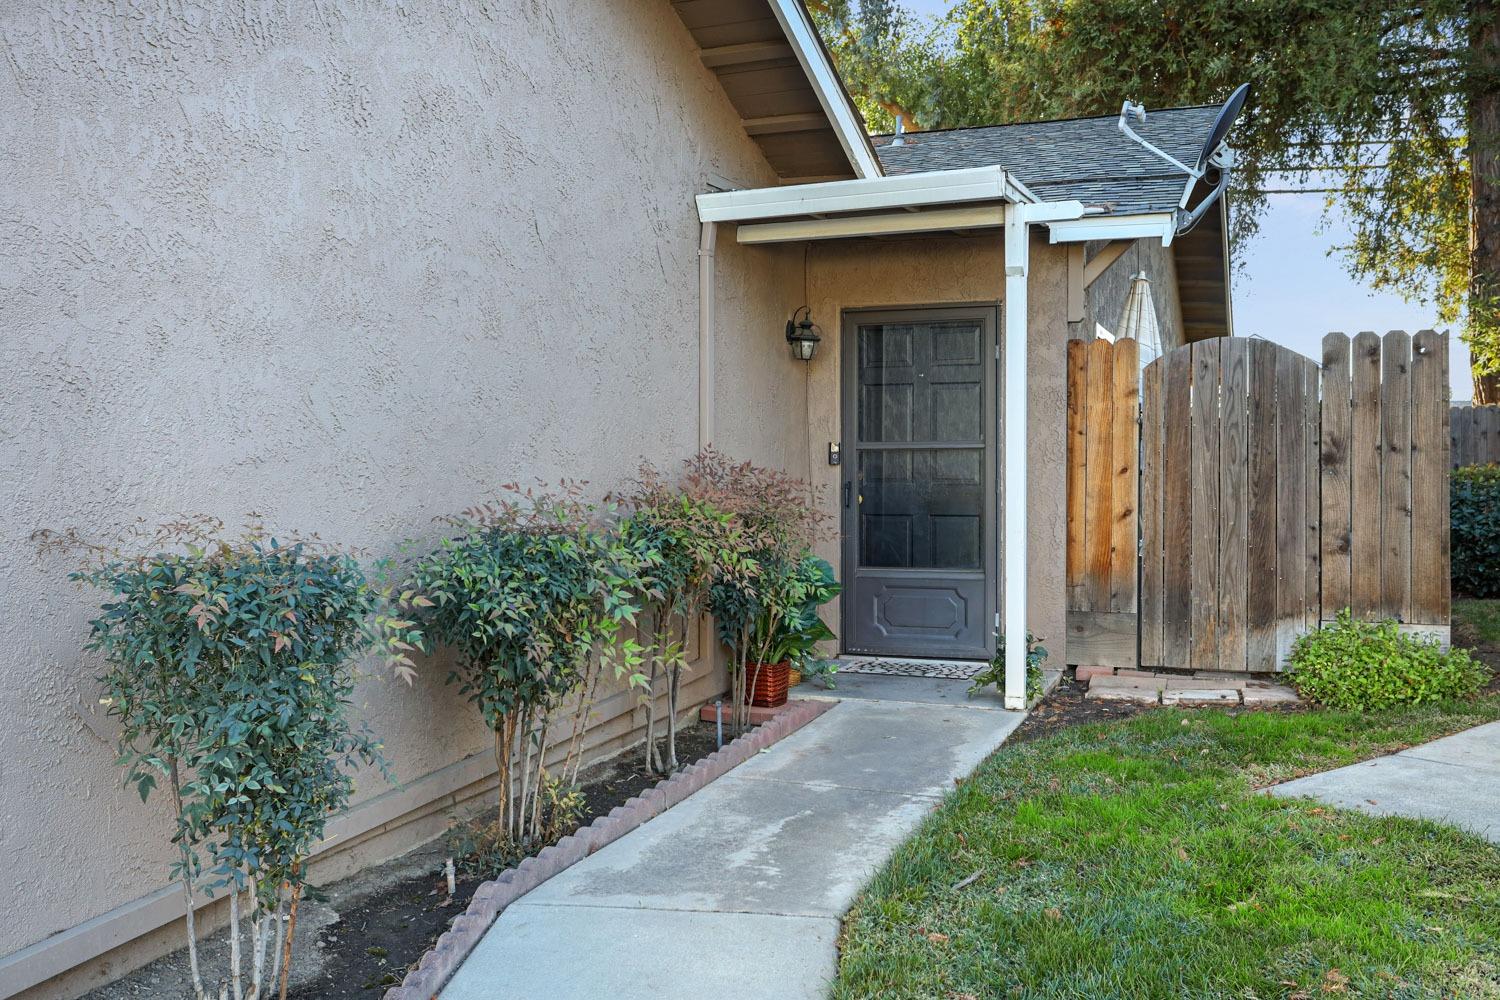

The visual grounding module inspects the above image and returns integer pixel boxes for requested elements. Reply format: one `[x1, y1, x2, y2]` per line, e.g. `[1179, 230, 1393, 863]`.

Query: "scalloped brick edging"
[382, 697, 835, 1000]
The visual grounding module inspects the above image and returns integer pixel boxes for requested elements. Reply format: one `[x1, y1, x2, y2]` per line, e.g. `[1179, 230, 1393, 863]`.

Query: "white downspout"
[698, 221, 717, 450]
[1001, 200, 1087, 710]
[1002, 204, 1030, 710]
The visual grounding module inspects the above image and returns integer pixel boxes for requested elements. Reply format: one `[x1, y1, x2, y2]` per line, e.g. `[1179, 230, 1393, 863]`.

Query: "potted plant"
[744, 554, 840, 707]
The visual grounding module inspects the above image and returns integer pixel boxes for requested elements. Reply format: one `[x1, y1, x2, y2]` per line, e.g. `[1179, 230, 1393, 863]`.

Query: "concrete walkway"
[440, 677, 1025, 999]
[1271, 721, 1500, 843]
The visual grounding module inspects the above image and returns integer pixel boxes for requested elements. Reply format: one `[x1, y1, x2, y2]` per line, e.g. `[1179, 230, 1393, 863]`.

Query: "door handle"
[843, 481, 852, 508]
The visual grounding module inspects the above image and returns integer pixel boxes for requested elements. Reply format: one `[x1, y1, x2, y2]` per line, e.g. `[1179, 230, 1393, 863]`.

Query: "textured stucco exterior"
[800, 232, 1071, 668]
[0, 2, 803, 996]
[1, 3, 1104, 996]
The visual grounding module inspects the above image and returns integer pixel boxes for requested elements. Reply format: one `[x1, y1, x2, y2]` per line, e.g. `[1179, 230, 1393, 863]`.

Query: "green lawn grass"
[1455, 599, 1500, 649]
[834, 699, 1500, 1000]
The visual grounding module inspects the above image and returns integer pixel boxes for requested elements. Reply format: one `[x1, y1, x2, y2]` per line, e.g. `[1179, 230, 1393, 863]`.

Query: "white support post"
[698, 221, 717, 450]
[1002, 204, 1030, 710]
[1000, 200, 1087, 710]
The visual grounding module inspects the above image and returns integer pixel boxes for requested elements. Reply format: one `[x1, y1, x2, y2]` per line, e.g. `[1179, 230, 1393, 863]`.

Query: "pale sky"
[879, 0, 1476, 401]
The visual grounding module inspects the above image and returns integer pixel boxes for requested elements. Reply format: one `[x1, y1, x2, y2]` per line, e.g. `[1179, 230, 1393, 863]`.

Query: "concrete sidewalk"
[1271, 721, 1500, 843]
[440, 678, 1025, 999]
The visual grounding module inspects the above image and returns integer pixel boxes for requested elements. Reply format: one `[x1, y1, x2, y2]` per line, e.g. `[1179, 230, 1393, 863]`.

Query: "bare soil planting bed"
[86, 720, 728, 1000]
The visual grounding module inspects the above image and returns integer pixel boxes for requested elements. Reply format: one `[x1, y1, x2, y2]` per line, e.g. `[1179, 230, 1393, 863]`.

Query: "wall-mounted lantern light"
[785, 306, 822, 361]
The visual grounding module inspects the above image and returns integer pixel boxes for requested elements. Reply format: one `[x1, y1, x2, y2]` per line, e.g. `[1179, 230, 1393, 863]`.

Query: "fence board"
[1319, 333, 1352, 615]
[1065, 340, 1088, 607]
[1217, 338, 1249, 672]
[1190, 340, 1222, 671]
[1453, 407, 1471, 466]
[1411, 331, 1450, 624]
[1245, 339, 1280, 670]
[1110, 338, 1140, 613]
[1303, 358, 1321, 630]
[1451, 404, 1500, 467]
[1349, 332, 1383, 617]
[1274, 349, 1307, 662]
[1381, 330, 1413, 620]
[1085, 338, 1115, 611]
[1140, 359, 1165, 665]
[1162, 346, 1193, 670]
[1065, 337, 1141, 667]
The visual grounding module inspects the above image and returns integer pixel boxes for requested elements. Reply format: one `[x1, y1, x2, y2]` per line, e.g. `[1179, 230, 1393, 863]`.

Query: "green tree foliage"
[1452, 462, 1500, 596]
[811, 0, 1499, 399]
[59, 516, 418, 1000]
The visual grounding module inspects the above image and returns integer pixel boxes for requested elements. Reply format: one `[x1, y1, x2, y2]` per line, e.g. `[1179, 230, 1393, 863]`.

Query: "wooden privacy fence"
[1452, 405, 1500, 467]
[1067, 331, 1450, 673]
[1320, 331, 1449, 634]
[1139, 338, 1320, 672]
[1064, 337, 1140, 667]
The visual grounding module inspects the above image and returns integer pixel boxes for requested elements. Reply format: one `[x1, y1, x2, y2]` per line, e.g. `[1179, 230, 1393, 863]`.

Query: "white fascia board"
[1047, 212, 1177, 246]
[766, 0, 883, 179]
[697, 166, 1030, 224]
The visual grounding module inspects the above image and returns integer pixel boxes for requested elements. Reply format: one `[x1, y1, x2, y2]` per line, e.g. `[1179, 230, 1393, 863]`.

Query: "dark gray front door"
[842, 307, 998, 660]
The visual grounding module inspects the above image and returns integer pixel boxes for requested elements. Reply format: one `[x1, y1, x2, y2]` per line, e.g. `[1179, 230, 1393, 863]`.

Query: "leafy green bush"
[687, 449, 832, 730]
[407, 484, 646, 849]
[967, 630, 1049, 703]
[1290, 609, 1488, 710]
[622, 464, 749, 773]
[757, 554, 841, 670]
[65, 517, 416, 1000]
[1452, 463, 1500, 598]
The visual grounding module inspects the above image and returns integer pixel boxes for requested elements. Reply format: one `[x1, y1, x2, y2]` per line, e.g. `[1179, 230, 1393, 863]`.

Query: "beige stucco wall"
[0, 2, 805, 996]
[798, 232, 1071, 668]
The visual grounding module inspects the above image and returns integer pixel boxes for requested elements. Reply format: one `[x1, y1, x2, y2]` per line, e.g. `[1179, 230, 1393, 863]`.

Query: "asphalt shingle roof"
[873, 104, 1223, 215]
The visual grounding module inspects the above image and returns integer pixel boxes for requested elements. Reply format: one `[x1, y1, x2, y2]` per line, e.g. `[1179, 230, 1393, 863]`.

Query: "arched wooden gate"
[1066, 331, 1450, 672]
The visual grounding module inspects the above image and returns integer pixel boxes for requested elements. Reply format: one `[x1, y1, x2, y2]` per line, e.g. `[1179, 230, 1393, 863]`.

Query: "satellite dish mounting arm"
[1116, 83, 1249, 236]
[1117, 101, 1198, 176]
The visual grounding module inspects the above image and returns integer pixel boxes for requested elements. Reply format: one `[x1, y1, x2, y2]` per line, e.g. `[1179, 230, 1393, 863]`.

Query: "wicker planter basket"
[743, 661, 790, 708]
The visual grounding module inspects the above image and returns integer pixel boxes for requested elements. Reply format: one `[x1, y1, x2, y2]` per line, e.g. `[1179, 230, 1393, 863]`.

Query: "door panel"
[842, 307, 997, 660]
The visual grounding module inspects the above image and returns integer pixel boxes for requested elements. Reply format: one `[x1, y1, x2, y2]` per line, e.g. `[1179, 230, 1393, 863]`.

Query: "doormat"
[836, 656, 989, 680]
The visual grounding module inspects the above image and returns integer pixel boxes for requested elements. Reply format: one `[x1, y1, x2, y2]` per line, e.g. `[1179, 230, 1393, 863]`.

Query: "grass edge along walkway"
[833, 697, 1500, 1000]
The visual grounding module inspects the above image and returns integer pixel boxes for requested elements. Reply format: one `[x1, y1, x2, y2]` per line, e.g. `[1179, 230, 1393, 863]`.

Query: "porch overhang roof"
[695, 166, 1176, 246]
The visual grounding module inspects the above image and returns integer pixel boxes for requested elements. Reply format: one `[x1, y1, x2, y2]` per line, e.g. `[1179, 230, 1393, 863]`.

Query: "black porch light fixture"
[785, 306, 822, 361]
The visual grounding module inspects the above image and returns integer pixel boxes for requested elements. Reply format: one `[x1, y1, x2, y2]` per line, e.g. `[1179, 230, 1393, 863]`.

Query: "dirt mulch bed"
[86, 721, 731, 1000]
[1009, 675, 1156, 744]
[290, 722, 725, 998]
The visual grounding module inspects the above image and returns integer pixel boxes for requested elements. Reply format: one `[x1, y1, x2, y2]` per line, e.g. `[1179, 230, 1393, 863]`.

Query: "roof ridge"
[871, 102, 1222, 140]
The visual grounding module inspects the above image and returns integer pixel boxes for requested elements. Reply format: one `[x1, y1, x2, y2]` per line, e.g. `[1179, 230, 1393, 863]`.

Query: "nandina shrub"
[685, 449, 833, 730]
[621, 463, 749, 774]
[57, 517, 418, 1000]
[1289, 609, 1488, 711]
[406, 483, 646, 849]
[1452, 463, 1500, 598]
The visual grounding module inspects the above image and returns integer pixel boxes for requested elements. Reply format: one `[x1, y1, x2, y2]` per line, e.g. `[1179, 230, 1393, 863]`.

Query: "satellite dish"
[1116, 82, 1250, 235]
[1194, 82, 1250, 174]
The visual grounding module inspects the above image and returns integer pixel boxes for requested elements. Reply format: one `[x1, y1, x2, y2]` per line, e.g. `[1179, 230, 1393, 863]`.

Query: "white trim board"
[696, 166, 1033, 224]
[1048, 212, 1176, 246]
[765, 0, 883, 179]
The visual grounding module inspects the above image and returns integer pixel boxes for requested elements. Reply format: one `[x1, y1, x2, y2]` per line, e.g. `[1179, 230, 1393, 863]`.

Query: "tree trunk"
[1471, 0, 1500, 404]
